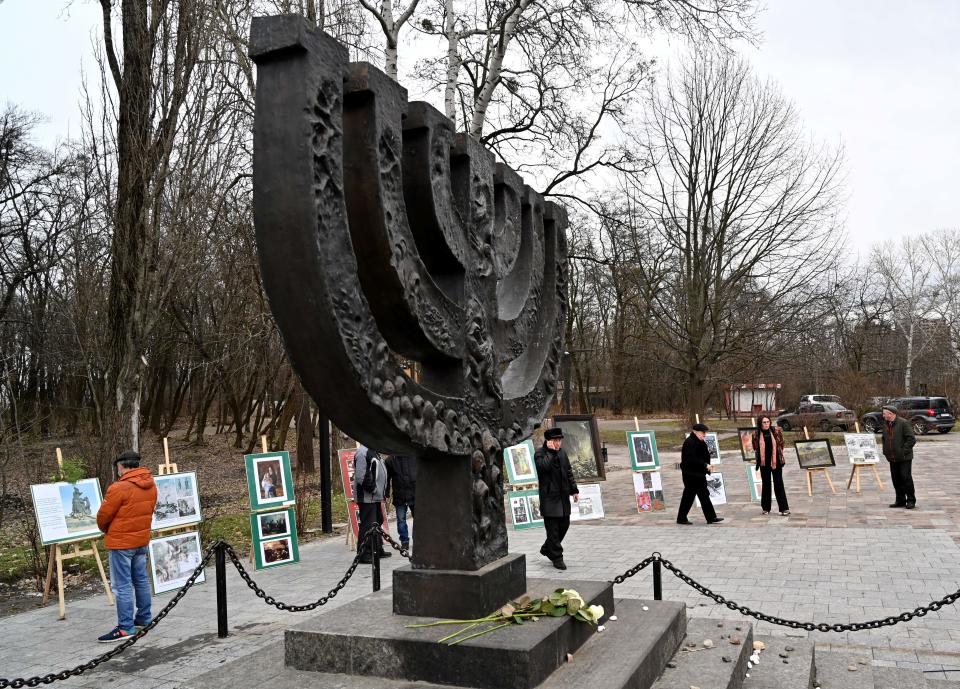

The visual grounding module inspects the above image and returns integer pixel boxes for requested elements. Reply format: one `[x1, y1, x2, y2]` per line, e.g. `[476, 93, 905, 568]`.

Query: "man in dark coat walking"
[385, 454, 416, 550]
[676, 423, 723, 525]
[534, 428, 579, 570]
[881, 405, 917, 509]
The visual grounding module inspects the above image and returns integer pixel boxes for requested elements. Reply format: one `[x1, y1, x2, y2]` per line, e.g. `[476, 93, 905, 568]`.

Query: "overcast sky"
[2, 0, 958, 250]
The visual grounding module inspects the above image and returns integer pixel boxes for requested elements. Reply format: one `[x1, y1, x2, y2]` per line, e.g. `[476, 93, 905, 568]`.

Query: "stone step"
[284, 578, 615, 689]
[651, 617, 754, 689]
[184, 641, 464, 689]
[813, 650, 875, 689]
[871, 665, 936, 689]
[537, 599, 687, 689]
[742, 637, 815, 689]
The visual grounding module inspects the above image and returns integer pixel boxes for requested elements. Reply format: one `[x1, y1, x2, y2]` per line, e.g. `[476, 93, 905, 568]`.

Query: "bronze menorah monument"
[250, 14, 568, 619]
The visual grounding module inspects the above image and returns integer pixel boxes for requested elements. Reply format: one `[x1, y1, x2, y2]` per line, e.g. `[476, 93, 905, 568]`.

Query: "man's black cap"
[692, 423, 710, 432]
[544, 428, 564, 440]
[114, 450, 141, 465]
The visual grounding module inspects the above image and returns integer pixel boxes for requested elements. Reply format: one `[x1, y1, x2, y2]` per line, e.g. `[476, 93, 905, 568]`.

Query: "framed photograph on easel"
[794, 439, 836, 469]
[152, 472, 201, 531]
[503, 440, 538, 485]
[245, 451, 295, 510]
[627, 431, 660, 471]
[550, 414, 605, 480]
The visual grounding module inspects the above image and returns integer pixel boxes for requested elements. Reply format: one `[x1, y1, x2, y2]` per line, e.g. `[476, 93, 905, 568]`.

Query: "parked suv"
[861, 397, 955, 435]
[776, 402, 857, 432]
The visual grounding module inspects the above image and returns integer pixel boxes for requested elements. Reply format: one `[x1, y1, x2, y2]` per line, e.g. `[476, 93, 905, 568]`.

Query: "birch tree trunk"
[468, 0, 531, 138]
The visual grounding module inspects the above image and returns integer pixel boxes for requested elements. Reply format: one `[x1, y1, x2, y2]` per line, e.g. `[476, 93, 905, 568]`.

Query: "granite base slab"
[285, 578, 614, 689]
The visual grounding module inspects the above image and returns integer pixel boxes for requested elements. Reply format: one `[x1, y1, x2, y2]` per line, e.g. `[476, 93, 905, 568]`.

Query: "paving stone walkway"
[3, 432, 960, 687]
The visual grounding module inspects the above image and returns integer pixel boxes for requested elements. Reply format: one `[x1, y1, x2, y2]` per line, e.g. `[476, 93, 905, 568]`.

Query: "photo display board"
[152, 471, 202, 531]
[697, 472, 727, 506]
[844, 433, 881, 464]
[570, 483, 604, 521]
[31, 479, 104, 546]
[245, 451, 295, 510]
[503, 440, 538, 485]
[632, 471, 666, 512]
[745, 464, 762, 502]
[250, 507, 300, 570]
[626, 431, 661, 471]
[795, 439, 836, 469]
[337, 447, 389, 542]
[509, 489, 543, 530]
[705, 432, 722, 464]
[149, 531, 205, 594]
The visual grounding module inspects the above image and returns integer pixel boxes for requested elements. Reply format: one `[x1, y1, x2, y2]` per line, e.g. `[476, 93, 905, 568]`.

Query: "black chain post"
[371, 529, 381, 592]
[653, 556, 662, 601]
[215, 541, 228, 639]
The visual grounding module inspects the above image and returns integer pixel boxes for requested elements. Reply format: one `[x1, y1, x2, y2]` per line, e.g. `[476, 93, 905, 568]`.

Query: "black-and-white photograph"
[704, 473, 727, 505]
[510, 496, 530, 525]
[149, 532, 205, 594]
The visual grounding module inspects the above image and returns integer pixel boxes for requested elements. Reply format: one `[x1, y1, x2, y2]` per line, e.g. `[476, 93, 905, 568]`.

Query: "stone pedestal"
[392, 553, 527, 619]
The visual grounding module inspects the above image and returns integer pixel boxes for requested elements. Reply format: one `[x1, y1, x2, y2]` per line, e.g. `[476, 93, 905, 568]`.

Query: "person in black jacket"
[881, 405, 917, 509]
[534, 428, 579, 570]
[676, 423, 724, 525]
[385, 454, 417, 549]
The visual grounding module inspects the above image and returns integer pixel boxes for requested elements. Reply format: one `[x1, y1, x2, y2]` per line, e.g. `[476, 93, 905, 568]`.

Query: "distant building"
[723, 383, 782, 419]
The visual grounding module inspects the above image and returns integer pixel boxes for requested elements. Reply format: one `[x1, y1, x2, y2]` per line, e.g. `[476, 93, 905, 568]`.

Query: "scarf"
[756, 427, 782, 469]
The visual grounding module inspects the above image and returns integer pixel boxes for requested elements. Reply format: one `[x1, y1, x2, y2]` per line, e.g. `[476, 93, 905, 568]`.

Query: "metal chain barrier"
[22, 535, 959, 687]
[224, 541, 364, 612]
[374, 525, 412, 560]
[611, 553, 657, 584]
[0, 542, 216, 689]
[613, 552, 960, 633]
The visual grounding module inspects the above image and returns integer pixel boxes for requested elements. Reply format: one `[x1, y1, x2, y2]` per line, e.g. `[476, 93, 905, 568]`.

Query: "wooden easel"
[802, 427, 837, 496]
[41, 448, 113, 619]
[158, 437, 178, 475]
[846, 422, 885, 493]
[250, 435, 271, 562]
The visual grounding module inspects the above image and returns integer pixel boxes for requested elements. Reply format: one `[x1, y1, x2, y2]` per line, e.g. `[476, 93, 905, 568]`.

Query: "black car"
[861, 397, 955, 435]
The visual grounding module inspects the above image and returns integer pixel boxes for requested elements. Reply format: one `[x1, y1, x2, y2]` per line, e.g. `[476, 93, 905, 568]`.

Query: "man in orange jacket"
[96, 450, 158, 642]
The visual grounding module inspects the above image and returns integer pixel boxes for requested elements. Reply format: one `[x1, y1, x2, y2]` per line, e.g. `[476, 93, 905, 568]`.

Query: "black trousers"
[676, 473, 718, 523]
[541, 515, 570, 562]
[358, 502, 385, 556]
[759, 464, 789, 513]
[888, 460, 916, 505]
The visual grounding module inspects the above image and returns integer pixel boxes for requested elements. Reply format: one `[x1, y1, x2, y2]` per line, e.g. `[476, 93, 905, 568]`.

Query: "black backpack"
[361, 450, 380, 494]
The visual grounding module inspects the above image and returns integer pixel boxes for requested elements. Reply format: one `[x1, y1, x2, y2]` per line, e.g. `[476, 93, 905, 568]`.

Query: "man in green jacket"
[881, 405, 917, 509]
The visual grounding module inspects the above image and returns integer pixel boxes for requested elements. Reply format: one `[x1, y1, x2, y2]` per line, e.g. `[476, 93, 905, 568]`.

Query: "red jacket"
[96, 467, 158, 549]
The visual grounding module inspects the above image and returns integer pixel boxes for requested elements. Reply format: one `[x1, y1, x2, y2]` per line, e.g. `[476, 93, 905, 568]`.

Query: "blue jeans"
[395, 503, 414, 545]
[108, 546, 152, 633]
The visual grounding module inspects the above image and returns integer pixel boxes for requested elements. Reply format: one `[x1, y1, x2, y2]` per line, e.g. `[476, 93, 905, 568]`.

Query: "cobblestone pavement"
[3, 433, 960, 686]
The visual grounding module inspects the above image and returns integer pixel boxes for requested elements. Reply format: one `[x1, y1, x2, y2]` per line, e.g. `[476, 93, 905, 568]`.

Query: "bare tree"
[358, 0, 422, 78]
[873, 238, 937, 395]
[96, 0, 212, 465]
[629, 52, 844, 421]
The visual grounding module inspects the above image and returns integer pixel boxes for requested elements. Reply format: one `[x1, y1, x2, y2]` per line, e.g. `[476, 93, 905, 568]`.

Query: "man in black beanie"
[534, 427, 579, 570]
[676, 423, 723, 525]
